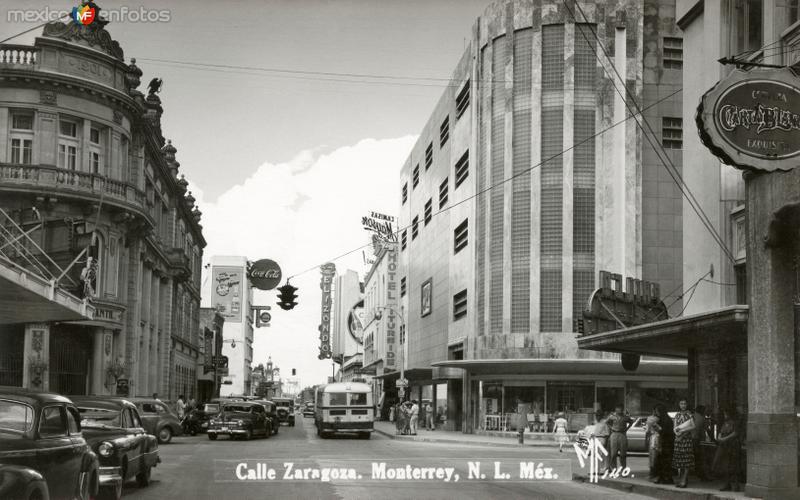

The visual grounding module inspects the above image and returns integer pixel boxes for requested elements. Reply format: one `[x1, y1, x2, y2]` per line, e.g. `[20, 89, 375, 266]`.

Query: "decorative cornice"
[41, 21, 124, 61]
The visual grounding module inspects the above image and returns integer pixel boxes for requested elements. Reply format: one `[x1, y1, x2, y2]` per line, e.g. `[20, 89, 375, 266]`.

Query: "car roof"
[124, 397, 165, 404]
[221, 401, 258, 407]
[69, 396, 136, 410]
[0, 386, 74, 406]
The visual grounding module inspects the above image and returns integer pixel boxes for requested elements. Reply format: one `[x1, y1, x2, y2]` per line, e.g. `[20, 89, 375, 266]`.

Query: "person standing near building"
[176, 395, 186, 419]
[592, 410, 611, 471]
[606, 405, 633, 472]
[419, 401, 427, 431]
[712, 408, 741, 492]
[425, 402, 435, 430]
[692, 405, 709, 481]
[553, 412, 569, 452]
[672, 399, 696, 488]
[409, 400, 419, 435]
[516, 399, 529, 445]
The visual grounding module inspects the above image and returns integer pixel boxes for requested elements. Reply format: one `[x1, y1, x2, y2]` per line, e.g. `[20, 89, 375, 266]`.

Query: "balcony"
[0, 45, 39, 68]
[0, 163, 148, 220]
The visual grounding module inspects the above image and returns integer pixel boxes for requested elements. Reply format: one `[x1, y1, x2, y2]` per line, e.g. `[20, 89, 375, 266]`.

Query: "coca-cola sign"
[697, 67, 800, 172]
[247, 259, 282, 291]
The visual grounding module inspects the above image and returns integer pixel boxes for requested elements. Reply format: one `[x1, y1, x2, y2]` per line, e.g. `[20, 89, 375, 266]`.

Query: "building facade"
[396, 0, 687, 432]
[0, 16, 205, 399]
[203, 255, 254, 396]
[332, 269, 366, 381]
[198, 308, 224, 402]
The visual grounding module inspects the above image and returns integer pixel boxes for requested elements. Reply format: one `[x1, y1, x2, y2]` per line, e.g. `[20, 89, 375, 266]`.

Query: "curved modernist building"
[0, 16, 205, 399]
[381, 0, 687, 432]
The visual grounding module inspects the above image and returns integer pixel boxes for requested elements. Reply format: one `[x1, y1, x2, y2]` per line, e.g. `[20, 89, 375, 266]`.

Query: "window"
[349, 393, 367, 405]
[401, 276, 407, 297]
[10, 113, 34, 165]
[39, 406, 67, 438]
[328, 393, 347, 406]
[662, 117, 682, 149]
[0, 401, 34, 432]
[59, 120, 77, 137]
[663, 37, 683, 69]
[12, 114, 33, 130]
[439, 178, 449, 208]
[453, 289, 467, 320]
[411, 216, 419, 240]
[454, 219, 468, 254]
[88, 126, 104, 174]
[440, 116, 450, 146]
[791, 0, 800, 25]
[735, 263, 747, 304]
[424, 198, 433, 225]
[401, 182, 408, 205]
[140, 403, 157, 414]
[454, 150, 469, 188]
[58, 119, 79, 170]
[90, 128, 100, 144]
[732, 0, 762, 56]
[455, 80, 470, 119]
[425, 143, 433, 170]
[412, 164, 420, 188]
[59, 143, 77, 169]
[401, 229, 407, 250]
[66, 407, 80, 434]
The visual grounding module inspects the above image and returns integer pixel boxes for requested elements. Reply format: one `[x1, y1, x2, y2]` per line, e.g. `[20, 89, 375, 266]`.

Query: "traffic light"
[277, 282, 299, 310]
[292, 369, 296, 376]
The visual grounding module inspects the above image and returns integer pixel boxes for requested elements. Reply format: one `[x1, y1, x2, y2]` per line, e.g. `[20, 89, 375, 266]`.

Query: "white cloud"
[191, 135, 416, 390]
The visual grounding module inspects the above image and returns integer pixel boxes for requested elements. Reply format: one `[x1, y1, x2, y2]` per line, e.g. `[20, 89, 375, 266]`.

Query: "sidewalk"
[374, 421, 758, 499]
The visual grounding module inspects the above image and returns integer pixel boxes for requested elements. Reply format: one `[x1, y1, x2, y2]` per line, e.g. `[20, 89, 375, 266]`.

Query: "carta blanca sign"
[697, 67, 800, 172]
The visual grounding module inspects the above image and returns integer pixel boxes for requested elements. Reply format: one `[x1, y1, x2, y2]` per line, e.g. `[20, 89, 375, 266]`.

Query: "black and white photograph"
[1, 0, 799, 499]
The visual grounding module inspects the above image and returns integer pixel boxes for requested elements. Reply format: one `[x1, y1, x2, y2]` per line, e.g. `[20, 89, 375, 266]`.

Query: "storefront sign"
[318, 263, 336, 360]
[212, 266, 243, 323]
[362, 211, 397, 255]
[247, 259, 282, 291]
[384, 248, 398, 369]
[698, 67, 800, 171]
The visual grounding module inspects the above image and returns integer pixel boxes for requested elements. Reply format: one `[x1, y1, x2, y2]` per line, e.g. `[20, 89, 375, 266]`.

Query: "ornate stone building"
[0, 14, 205, 399]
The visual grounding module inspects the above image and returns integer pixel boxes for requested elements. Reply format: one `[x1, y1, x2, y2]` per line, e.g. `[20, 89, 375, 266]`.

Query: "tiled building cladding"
[397, 0, 682, 368]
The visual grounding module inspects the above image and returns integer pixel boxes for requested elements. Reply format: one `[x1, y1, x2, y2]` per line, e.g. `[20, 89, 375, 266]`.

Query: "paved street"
[122, 416, 654, 500]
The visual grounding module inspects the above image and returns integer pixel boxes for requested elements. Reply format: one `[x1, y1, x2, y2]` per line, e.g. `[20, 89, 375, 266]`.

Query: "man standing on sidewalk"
[692, 405, 709, 481]
[516, 399, 529, 444]
[409, 400, 419, 435]
[606, 405, 633, 472]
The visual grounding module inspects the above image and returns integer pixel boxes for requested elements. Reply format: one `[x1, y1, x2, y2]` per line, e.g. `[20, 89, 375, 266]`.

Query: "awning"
[431, 358, 686, 377]
[0, 260, 94, 325]
[373, 368, 433, 381]
[576, 305, 748, 358]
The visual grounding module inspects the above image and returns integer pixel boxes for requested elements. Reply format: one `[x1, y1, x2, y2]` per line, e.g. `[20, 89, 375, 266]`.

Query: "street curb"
[374, 427, 560, 448]
[572, 474, 751, 500]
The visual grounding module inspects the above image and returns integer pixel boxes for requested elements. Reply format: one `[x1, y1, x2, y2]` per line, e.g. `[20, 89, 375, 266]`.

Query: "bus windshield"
[326, 392, 369, 406]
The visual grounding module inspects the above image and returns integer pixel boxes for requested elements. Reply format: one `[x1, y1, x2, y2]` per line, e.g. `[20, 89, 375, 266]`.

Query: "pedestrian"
[409, 400, 419, 435]
[606, 405, 633, 472]
[389, 404, 396, 423]
[152, 393, 160, 401]
[176, 394, 186, 419]
[692, 405, 709, 481]
[553, 412, 569, 452]
[653, 404, 674, 484]
[426, 402, 435, 430]
[419, 401, 427, 431]
[712, 408, 741, 492]
[591, 410, 610, 471]
[516, 398, 528, 445]
[672, 399, 696, 488]
[402, 402, 411, 435]
[645, 408, 662, 481]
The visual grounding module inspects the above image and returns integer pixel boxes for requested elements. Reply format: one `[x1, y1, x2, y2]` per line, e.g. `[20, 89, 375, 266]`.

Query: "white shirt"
[176, 399, 186, 417]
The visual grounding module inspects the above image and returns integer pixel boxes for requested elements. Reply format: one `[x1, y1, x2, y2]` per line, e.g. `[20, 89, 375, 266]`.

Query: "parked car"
[252, 400, 280, 435]
[198, 398, 243, 432]
[0, 387, 100, 500]
[71, 396, 160, 500]
[272, 398, 296, 426]
[627, 416, 649, 452]
[303, 403, 315, 418]
[207, 401, 271, 440]
[127, 397, 183, 444]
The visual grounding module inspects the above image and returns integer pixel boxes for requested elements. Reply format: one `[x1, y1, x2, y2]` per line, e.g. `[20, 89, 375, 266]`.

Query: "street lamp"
[222, 338, 237, 348]
[373, 305, 406, 398]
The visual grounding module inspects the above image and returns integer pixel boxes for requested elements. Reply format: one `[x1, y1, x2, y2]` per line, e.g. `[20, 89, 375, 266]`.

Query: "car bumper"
[98, 466, 122, 486]
[208, 428, 249, 436]
[318, 421, 373, 431]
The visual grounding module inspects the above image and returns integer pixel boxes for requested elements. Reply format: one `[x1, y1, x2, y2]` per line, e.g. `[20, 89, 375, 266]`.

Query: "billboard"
[318, 263, 335, 359]
[212, 266, 243, 323]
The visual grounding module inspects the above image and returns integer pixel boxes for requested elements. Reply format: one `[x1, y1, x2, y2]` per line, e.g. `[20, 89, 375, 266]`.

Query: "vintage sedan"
[207, 401, 271, 440]
[252, 400, 280, 435]
[71, 396, 160, 500]
[127, 397, 183, 443]
[271, 398, 296, 426]
[0, 387, 99, 500]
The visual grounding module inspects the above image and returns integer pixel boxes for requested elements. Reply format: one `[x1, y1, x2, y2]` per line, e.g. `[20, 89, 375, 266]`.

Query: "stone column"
[91, 328, 105, 395]
[745, 168, 800, 500]
[23, 323, 49, 390]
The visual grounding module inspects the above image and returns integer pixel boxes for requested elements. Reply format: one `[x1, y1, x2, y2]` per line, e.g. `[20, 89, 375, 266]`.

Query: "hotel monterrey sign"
[318, 263, 335, 360]
[698, 67, 800, 172]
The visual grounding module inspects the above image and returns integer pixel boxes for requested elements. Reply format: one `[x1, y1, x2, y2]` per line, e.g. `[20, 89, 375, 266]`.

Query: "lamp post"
[373, 305, 406, 399]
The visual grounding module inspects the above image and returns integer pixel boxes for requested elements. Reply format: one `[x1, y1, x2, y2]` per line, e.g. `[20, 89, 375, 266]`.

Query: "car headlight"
[98, 441, 114, 457]
[237, 419, 244, 426]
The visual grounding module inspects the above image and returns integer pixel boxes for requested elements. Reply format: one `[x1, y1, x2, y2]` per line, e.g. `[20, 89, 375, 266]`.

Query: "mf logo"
[71, 4, 96, 25]
[573, 439, 608, 483]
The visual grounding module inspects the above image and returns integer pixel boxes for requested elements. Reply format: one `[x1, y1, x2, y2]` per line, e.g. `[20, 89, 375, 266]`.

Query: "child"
[646, 412, 662, 480]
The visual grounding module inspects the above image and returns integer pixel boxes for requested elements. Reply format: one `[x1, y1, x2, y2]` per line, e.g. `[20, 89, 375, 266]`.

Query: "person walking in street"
[176, 394, 186, 419]
[516, 399, 529, 445]
[692, 405, 710, 481]
[553, 412, 569, 452]
[712, 408, 741, 492]
[606, 405, 633, 472]
[653, 404, 674, 484]
[409, 400, 419, 435]
[672, 399, 696, 488]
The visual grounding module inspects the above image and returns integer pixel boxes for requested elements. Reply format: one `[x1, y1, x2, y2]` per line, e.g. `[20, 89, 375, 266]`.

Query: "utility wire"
[568, 1, 736, 264]
[287, 86, 682, 280]
[0, 13, 70, 44]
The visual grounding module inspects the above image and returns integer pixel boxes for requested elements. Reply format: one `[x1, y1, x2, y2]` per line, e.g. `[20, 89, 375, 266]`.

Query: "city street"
[123, 416, 653, 500]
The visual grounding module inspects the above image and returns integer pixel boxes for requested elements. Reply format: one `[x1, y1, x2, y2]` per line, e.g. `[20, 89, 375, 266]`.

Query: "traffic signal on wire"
[277, 282, 299, 310]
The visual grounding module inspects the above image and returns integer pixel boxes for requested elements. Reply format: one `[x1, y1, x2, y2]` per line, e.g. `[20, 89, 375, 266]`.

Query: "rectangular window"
[453, 289, 467, 320]
[411, 216, 419, 240]
[454, 219, 468, 254]
[440, 116, 449, 146]
[59, 120, 77, 138]
[455, 80, 470, 119]
[424, 198, 432, 225]
[439, 178, 448, 208]
[401, 276, 407, 297]
[90, 151, 101, 174]
[425, 143, 433, 170]
[401, 229, 407, 250]
[12, 114, 33, 130]
[735, 263, 747, 304]
[454, 150, 469, 188]
[11, 138, 32, 164]
[402, 183, 408, 204]
[662, 117, 683, 149]
[412, 164, 420, 189]
[90, 127, 100, 144]
[734, 0, 763, 55]
[791, 0, 800, 25]
[663, 37, 683, 69]
[58, 143, 77, 170]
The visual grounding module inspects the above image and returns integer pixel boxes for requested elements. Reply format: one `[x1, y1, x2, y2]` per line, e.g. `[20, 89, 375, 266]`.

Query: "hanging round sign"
[248, 259, 282, 290]
[697, 67, 800, 172]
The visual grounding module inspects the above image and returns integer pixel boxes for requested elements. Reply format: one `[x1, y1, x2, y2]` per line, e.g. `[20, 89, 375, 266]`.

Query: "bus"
[314, 382, 373, 439]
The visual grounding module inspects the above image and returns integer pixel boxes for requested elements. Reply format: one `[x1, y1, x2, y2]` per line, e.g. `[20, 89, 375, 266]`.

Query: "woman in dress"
[654, 404, 674, 484]
[553, 412, 569, 452]
[713, 409, 741, 492]
[672, 399, 695, 488]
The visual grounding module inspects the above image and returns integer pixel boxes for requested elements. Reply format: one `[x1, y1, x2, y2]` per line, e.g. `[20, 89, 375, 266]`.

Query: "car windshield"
[78, 407, 121, 426]
[204, 404, 219, 413]
[223, 405, 251, 413]
[275, 401, 291, 407]
[0, 400, 34, 433]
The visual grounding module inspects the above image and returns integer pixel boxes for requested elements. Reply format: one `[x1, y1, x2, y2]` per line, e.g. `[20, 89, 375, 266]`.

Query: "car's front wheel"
[157, 426, 173, 444]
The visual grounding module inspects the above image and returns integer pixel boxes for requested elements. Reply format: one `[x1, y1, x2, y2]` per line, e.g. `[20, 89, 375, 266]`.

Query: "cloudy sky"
[1, 0, 489, 387]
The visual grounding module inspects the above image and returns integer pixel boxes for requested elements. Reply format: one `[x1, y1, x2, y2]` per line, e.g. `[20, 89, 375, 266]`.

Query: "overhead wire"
[0, 13, 71, 44]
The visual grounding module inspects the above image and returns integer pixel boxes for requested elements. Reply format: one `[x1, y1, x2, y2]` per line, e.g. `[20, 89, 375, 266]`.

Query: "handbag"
[675, 416, 695, 434]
